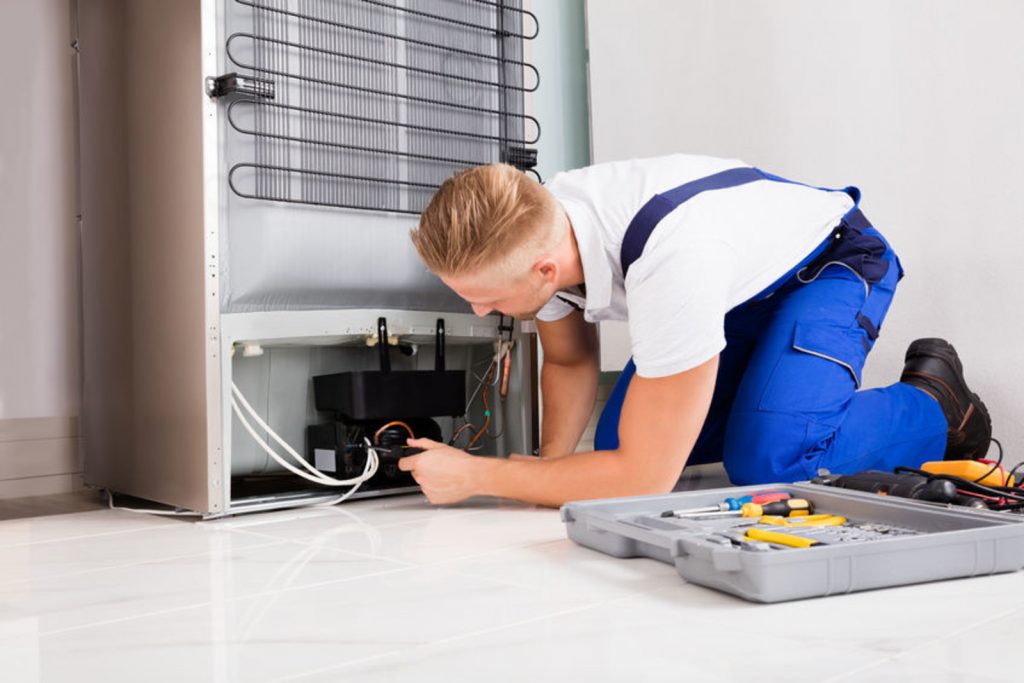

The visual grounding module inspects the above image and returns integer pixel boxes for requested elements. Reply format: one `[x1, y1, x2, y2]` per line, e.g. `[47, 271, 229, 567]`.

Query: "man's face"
[442, 263, 557, 320]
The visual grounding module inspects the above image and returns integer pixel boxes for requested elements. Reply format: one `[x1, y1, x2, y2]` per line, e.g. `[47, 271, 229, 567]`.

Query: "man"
[398, 155, 991, 507]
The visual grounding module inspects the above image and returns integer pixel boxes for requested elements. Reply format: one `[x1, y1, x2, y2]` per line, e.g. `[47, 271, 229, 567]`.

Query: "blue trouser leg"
[595, 228, 948, 483]
[723, 230, 947, 483]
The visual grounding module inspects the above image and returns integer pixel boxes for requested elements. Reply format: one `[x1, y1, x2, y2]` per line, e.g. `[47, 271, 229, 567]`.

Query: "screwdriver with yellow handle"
[678, 498, 815, 519]
[760, 513, 846, 527]
[746, 528, 821, 548]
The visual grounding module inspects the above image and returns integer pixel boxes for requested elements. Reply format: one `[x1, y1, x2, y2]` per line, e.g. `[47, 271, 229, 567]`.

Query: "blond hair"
[411, 164, 562, 279]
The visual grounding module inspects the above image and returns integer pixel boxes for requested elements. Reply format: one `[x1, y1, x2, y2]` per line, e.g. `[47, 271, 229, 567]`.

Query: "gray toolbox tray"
[561, 482, 1024, 603]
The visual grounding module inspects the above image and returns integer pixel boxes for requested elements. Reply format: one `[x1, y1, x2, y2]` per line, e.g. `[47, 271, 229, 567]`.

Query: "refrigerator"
[75, 0, 540, 517]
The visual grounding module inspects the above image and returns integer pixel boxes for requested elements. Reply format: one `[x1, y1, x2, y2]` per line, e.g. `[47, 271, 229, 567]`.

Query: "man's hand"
[398, 355, 717, 508]
[398, 438, 489, 505]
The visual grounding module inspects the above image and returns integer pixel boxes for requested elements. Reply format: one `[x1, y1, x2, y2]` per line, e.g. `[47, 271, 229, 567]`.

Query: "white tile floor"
[2, 479, 1023, 682]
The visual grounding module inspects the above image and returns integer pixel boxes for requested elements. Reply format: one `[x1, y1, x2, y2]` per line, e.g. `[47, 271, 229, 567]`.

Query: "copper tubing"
[499, 346, 512, 399]
[374, 420, 415, 445]
[449, 422, 476, 447]
[467, 364, 497, 449]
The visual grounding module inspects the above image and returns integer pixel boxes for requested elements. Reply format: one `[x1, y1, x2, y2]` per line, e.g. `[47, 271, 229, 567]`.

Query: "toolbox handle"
[584, 516, 674, 551]
[674, 537, 744, 572]
[583, 516, 745, 572]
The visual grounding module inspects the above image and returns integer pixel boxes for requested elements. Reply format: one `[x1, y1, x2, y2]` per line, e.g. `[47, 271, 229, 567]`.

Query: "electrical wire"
[449, 422, 476, 446]
[954, 488, 1002, 503]
[233, 384, 342, 481]
[233, 398, 377, 488]
[460, 340, 505, 451]
[465, 354, 499, 413]
[887, 437, 1024, 512]
[463, 332, 515, 446]
[1006, 461, 1024, 488]
[108, 381, 385, 517]
[231, 381, 379, 488]
[104, 489, 205, 517]
[894, 466, 1024, 507]
[473, 355, 499, 371]
[232, 382, 376, 484]
[488, 344, 513, 440]
[122, 318, 517, 514]
[106, 476, 369, 517]
[467, 362, 497, 449]
[304, 463, 380, 506]
[972, 438, 1005, 484]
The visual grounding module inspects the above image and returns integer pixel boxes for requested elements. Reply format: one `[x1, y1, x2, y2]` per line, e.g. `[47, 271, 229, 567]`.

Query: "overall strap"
[619, 167, 862, 277]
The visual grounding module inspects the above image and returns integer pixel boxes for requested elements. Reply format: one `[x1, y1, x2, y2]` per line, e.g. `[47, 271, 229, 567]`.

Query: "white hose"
[230, 382, 380, 490]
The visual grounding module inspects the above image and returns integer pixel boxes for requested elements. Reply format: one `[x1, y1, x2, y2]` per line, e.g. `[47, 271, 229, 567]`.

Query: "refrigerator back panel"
[217, 0, 538, 312]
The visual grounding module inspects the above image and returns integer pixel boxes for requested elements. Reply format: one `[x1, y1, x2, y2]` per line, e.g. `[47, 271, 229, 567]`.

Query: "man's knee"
[722, 411, 817, 485]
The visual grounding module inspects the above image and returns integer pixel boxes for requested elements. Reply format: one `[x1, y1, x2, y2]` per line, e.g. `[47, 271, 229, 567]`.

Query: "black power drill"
[811, 470, 962, 505]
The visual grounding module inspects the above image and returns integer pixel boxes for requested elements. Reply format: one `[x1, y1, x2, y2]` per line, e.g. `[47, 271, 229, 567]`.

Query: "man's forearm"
[472, 357, 720, 508]
[475, 449, 673, 508]
[539, 360, 598, 458]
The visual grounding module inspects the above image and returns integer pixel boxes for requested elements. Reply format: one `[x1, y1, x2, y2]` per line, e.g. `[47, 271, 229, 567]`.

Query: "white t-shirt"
[536, 154, 855, 378]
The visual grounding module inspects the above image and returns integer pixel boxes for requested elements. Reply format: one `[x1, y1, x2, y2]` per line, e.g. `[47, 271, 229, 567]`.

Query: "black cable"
[955, 438, 1018, 510]
[893, 466, 1024, 504]
[973, 438, 1004, 484]
[1006, 460, 1024, 488]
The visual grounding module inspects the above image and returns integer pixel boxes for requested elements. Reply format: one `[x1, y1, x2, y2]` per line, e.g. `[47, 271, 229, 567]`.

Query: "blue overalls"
[593, 167, 948, 484]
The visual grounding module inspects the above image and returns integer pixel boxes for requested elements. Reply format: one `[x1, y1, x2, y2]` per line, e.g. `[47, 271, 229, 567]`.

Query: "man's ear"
[535, 257, 559, 285]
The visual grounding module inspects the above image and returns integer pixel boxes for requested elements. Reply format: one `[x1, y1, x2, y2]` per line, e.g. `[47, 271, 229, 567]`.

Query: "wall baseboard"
[0, 416, 77, 442]
[0, 417, 81, 499]
[0, 474, 84, 500]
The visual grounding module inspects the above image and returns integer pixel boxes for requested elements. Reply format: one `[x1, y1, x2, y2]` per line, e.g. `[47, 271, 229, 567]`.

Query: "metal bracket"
[377, 317, 391, 373]
[503, 144, 538, 172]
[435, 318, 446, 371]
[205, 72, 275, 100]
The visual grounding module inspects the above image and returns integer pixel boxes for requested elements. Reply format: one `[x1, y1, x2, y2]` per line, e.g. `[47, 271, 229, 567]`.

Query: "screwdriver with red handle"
[660, 491, 791, 518]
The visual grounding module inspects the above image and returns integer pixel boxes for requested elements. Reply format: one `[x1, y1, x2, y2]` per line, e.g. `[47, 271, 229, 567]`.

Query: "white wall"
[528, 0, 620, 451]
[586, 0, 1024, 453]
[529, 0, 591, 180]
[0, 0, 81, 496]
[0, 0, 79, 420]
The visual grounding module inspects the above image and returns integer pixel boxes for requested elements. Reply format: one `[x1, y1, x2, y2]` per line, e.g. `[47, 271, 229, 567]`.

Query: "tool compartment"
[560, 483, 1024, 603]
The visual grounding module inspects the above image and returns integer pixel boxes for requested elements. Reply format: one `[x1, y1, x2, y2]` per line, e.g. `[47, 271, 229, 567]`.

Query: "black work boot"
[900, 338, 992, 460]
